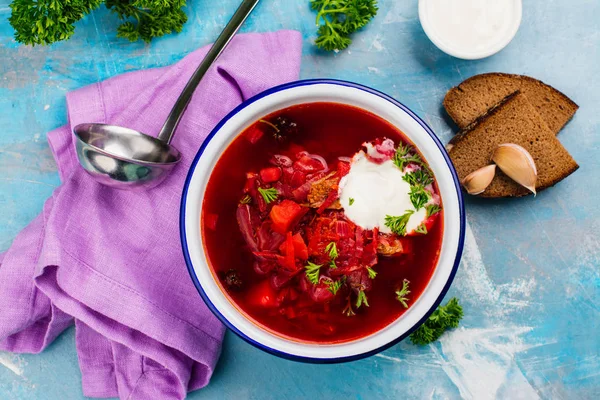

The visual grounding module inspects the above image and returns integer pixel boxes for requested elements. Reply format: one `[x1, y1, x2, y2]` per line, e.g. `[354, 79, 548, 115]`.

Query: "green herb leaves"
[349, 197, 355, 206]
[325, 242, 338, 269]
[425, 204, 441, 217]
[113, 2, 188, 43]
[356, 289, 369, 308]
[403, 169, 434, 187]
[258, 187, 279, 204]
[415, 224, 428, 235]
[393, 144, 423, 171]
[9, 0, 102, 45]
[409, 185, 430, 210]
[410, 298, 464, 345]
[395, 279, 410, 308]
[385, 211, 414, 236]
[9, 0, 188, 45]
[392, 142, 442, 227]
[311, 0, 378, 51]
[367, 267, 377, 279]
[325, 242, 338, 259]
[327, 279, 343, 295]
[305, 262, 323, 285]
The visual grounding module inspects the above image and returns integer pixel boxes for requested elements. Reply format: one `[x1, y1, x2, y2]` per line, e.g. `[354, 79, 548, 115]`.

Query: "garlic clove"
[491, 143, 538, 195]
[461, 164, 497, 195]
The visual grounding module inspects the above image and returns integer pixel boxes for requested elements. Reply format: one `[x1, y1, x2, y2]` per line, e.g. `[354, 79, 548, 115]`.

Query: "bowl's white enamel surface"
[182, 81, 464, 361]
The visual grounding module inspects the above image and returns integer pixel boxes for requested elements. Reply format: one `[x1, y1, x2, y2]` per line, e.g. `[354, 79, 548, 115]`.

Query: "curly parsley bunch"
[311, 0, 378, 51]
[410, 298, 464, 345]
[8, 0, 188, 46]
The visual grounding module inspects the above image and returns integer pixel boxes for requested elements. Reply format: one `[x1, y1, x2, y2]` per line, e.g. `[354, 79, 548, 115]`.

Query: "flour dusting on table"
[0, 352, 25, 376]
[434, 326, 541, 399]
[455, 222, 538, 318]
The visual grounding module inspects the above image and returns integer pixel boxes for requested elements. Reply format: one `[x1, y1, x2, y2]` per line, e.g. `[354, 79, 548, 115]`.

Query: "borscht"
[202, 103, 443, 343]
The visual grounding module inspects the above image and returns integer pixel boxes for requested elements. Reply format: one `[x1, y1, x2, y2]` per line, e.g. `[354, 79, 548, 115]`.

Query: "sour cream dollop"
[338, 151, 427, 234]
[419, 0, 521, 59]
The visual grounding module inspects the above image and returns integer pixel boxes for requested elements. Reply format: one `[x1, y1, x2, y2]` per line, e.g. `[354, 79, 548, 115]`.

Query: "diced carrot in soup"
[269, 200, 306, 234]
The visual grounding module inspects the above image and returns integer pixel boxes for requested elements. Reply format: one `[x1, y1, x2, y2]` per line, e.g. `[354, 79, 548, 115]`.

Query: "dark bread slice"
[449, 92, 578, 198]
[444, 73, 578, 135]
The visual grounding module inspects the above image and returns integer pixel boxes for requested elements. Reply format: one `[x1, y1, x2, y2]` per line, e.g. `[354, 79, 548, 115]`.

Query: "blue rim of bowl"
[180, 78, 466, 364]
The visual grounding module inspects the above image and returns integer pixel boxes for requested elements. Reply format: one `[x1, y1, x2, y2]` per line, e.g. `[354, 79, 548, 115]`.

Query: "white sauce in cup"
[419, 0, 522, 60]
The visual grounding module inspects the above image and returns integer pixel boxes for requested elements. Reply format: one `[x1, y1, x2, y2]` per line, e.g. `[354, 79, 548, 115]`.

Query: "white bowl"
[419, 0, 523, 60]
[180, 80, 465, 363]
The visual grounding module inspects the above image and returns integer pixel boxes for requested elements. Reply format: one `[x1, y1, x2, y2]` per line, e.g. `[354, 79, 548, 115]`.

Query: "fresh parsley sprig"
[325, 242, 338, 269]
[325, 242, 338, 259]
[410, 298, 463, 345]
[9, 0, 188, 45]
[367, 267, 377, 279]
[393, 144, 423, 171]
[305, 261, 323, 285]
[356, 289, 369, 308]
[311, 0, 378, 51]
[403, 169, 434, 187]
[395, 279, 410, 308]
[415, 224, 428, 235]
[385, 210, 414, 236]
[425, 204, 442, 217]
[258, 187, 279, 204]
[327, 279, 343, 295]
[409, 185, 430, 210]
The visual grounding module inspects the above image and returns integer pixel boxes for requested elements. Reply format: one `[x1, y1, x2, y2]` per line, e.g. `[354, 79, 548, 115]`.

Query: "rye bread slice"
[448, 92, 579, 198]
[444, 73, 578, 135]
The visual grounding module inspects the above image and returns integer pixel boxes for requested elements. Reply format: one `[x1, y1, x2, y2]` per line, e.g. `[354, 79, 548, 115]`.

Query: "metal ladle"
[73, 0, 260, 190]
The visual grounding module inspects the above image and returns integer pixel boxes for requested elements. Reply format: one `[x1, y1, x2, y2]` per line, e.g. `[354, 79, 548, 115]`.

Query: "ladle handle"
[157, 0, 260, 144]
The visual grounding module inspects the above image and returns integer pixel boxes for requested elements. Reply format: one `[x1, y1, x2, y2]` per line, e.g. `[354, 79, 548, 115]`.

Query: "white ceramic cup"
[180, 80, 466, 362]
[419, 0, 523, 60]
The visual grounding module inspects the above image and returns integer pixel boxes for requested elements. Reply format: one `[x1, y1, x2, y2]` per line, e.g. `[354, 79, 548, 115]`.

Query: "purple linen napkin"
[0, 31, 302, 399]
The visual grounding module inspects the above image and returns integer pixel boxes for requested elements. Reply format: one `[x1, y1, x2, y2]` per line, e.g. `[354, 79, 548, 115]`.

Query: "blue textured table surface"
[1, 1, 599, 399]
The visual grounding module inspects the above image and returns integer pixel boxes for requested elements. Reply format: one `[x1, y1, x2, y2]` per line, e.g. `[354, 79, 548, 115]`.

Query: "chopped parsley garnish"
[425, 204, 442, 217]
[356, 289, 369, 308]
[240, 194, 252, 205]
[304, 261, 322, 285]
[385, 210, 414, 236]
[258, 187, 278, 204]
[393, 144, 423, 171]
[325, 242, 338, 259]
[327, 279, 343, 295]
[409, 185, 430, 210]
[395, 279, 411, 308]
[415, 224, 428, 235]
[349, 197, 355, 206]
[325, 242, 338, 269]
[410, 298, 463, 346]
[403, 169, 434, 187]
[367, 267, 377, 279]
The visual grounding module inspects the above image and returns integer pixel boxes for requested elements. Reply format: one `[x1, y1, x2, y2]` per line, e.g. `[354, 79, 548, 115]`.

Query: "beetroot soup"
[202, 103, 443, 343]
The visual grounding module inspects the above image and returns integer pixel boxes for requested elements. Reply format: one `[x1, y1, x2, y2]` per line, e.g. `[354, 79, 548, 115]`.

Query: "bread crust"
[448, 92, 579, 198]
[443, 73, 579, 134]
